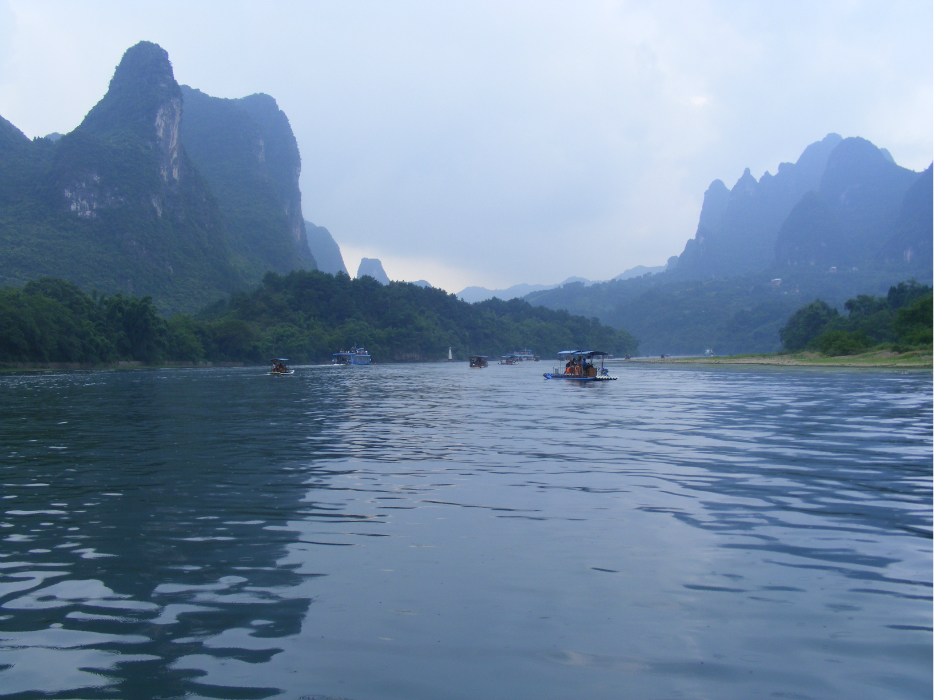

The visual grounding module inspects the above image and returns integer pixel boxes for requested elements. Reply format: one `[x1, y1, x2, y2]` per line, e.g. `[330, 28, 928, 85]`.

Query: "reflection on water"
[0, 363, 930, 699]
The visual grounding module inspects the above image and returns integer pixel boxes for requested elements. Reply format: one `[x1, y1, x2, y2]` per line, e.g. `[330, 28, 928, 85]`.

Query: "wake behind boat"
[543, 350, 616, 381]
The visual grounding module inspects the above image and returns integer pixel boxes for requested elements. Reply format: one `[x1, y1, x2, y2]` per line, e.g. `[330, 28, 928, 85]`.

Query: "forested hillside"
[0, 273, 638, 366]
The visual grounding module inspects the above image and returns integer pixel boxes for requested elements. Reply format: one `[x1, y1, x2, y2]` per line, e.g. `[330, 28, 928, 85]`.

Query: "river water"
[0, 362, 930, 699]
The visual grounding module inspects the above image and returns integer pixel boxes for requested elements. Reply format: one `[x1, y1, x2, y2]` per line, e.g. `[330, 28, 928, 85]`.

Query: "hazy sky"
[1, 1, 931, 292]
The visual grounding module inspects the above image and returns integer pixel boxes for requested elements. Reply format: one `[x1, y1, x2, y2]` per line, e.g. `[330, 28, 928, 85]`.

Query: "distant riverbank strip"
[632, 349, 932, 369]
[0, 361, 245, 372]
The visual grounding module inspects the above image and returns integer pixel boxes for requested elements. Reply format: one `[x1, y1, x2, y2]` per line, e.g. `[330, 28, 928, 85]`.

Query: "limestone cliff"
[0, 41, 326, 312]
[0, 42, 238, 312]
[179, 86, 317, 282]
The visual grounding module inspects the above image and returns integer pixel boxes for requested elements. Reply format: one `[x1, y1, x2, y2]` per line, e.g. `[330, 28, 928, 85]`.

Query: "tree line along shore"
[1, 274, 928, 371]
[0, 271, 638, 368]
[640, 279, 932, 368]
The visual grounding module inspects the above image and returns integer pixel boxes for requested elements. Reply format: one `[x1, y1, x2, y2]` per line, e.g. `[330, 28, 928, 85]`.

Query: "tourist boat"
[499, 354, 520, 365]
[543, 350, 616, 381]
[269, 358, 294, 375]
[332, 347, 372, 365]
[469, 355, 489, 368]
[513, 349, 540, 362]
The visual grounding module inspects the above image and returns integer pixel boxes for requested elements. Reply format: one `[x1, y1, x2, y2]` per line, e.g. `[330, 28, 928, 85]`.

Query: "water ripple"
[0, 363, 929, 699]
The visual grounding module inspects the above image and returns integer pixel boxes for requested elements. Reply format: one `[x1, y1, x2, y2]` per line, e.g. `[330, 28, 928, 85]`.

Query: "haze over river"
[0, 363, 930, 699]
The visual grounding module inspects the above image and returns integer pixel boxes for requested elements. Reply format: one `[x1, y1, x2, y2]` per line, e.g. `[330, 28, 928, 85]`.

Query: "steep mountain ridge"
[525, 133, 931, 355]
[773, 138, 922, 272]
[880, 165, 933, 271]
[673, 133, 843, 279]
[0, 42, 239, 311]
[179, 86, 316, 280]
[0, 41, 318, 312]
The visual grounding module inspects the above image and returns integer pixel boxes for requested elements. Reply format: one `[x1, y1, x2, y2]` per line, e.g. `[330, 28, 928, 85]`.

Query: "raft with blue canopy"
[543, 350, 616, 381]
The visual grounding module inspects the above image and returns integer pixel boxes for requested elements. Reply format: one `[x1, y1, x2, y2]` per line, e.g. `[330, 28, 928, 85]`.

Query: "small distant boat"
[513, 349, 540, 362]
[543, 350, 616, 381]
[332, 347, 372, 365]
[469, 355, 489, 368]
[499, 354, 520, 365]
[269, 358, 294, 375]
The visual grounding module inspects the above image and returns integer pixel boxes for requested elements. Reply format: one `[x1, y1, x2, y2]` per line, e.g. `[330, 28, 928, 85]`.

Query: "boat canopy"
[556, 350, 608, 360]
[470, 355, 488, 359]
[270, 358, 289, 362]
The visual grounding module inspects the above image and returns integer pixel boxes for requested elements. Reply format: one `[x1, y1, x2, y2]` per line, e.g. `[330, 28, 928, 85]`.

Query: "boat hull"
[543, 373, 616, 381]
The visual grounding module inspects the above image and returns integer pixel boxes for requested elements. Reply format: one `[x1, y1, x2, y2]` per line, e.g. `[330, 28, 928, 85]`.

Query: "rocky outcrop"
[53, 42, 195, 222]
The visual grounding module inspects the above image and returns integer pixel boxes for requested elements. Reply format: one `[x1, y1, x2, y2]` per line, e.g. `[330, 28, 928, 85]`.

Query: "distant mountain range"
[3, 44, 928, 359]
[670, 134, 928, 280]
[525, 134, 932, 355]
[457, 264, 665, 303]
[0, 42, 317, 313]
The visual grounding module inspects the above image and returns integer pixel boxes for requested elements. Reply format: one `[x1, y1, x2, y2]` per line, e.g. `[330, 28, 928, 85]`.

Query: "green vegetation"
[527, 268, 916, 356]
[778, 281, 932, 356]
[0, 273, 638, 367]
[0, 278, 168, 364]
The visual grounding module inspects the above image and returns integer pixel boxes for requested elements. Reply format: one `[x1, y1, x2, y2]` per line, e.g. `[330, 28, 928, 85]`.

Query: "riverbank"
[631, 348, 932, 369]
[0, 360, 245, 372]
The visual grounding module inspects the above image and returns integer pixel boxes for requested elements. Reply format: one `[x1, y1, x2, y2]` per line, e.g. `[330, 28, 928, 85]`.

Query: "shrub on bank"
[779, 281, 932, 356]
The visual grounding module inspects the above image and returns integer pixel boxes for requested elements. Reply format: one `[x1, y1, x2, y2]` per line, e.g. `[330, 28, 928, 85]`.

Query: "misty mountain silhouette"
[458, 265, 665, 304]
[357, 257, 390, 284]
[525, 133, 931, 355]
[673, 133, 843, 278]
[304, 221, 348, 275]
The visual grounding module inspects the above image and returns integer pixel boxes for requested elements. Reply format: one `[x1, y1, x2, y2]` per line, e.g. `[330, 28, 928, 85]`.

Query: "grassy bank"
[632, 347, 932, 369]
